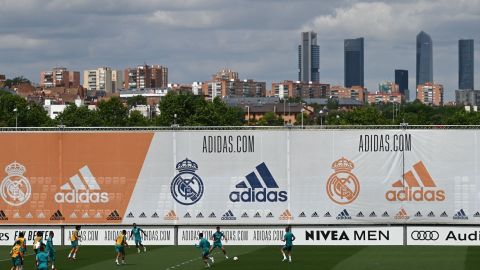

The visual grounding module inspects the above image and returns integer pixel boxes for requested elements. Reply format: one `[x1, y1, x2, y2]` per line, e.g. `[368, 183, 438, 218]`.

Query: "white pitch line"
[164, 251, 220, 270]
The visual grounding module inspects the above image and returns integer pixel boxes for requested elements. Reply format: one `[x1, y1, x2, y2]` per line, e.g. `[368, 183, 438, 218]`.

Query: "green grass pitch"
[2, 245, 480, 270]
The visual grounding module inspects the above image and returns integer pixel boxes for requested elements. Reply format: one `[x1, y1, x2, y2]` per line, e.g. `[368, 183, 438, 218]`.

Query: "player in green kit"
[36, 244, 49, 270]
[209, 226, 228, 261]
[281, 226, 295, 263]
[129, 223, 147, 253]
[46, 232, 56, 270]
[195, 233, 213, 268]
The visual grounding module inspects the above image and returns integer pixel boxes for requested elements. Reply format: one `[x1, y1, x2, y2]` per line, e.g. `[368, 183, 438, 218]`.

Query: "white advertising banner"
[0, 226, 62, 246]
[178, 226, 403, 246]
[124, 130, 480, 225]
[178, 226, 288, 245]
[407, 226, 480, 246]
[2, 130, 480, 225]
[63, 226, 174, 246]
[295, 226, 404, 245]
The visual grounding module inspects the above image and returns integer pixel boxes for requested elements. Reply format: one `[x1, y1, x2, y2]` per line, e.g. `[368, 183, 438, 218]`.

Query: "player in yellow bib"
[15, 232, 27, 269]
[10, 240, 23, 270]
[68, 226, 81, 260]
[115, 230, 129, 265]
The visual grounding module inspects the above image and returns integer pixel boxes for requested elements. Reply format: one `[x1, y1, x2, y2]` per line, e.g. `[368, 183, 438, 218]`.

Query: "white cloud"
[0, 35, 47, 49]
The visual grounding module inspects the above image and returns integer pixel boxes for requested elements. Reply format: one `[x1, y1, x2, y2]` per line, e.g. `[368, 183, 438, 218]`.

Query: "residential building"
[459, 39, 474, 90]
[40, 67, 80, 88]
[344, 37, 364, 87]
[416, 31, 433, 86]
[416, 82, 443, 106]
[329, 86, 366, 103]
[271, 80, 329, 99]
[213, 69, 238, 81]
[378, 81, 399, 94]
[111, 70, 124, 91]
[0, 74, 5, 88]
[367, 93, 403, 104]
[202, 69, 266, 100]
[456, 89, 480, 106]
[192, 82, 203, 95]
[395, 69, 409, 100]
[298, 31, 320, 82]
[124, 64, 168, 90]
[83, 67, 117, 92]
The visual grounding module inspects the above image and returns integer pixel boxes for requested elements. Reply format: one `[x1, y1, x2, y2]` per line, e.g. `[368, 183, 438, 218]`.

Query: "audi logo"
[411, 230, 440, 240]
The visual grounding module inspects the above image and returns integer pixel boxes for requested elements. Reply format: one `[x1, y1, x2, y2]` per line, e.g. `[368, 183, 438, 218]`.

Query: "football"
[233, 256, 239, 261]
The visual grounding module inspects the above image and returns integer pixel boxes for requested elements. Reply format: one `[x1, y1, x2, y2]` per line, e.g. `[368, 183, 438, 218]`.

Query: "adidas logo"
[107, 210, 122, 220]
[453, 209, 468, 220]
[336, 209, 351, 220]
[94, 212, 102, 218]
[230, 162, 287, 203]
[37, 212, 45, 218]
[196, 212, 204, 218]
[25, 212, 33, 218]
[440, 211, 448, 217]
[151, 212, 159, 218]
[13, 212, 20, 219]
[50, 210, 65, 220]
[127, 212, 134, 218]
[183, 212, 191, 218]
[82, 212, 90, 219]
[369, 211, 377, 217]
[356, 211, 364, 217]
[266, 212, 274, 218]
[311, 212, 319, 218]
[209, 212, 216, 218]
[428, 211, 435, 217]
[394, 208, 409, 220]
[298, 212, 306, 218]
[55, 166, 109, 204]
[164, 210, 178, 220]
[386, 161, 445, 202]
[70, 212, 78, 219]
[279, 209, 293, 220]
[0, 210, 9, 220]
[474, 212, 480, 218]
[324, 212, 332, 217]
[221, 210, 236, 220]
[241, 212, 249, 218]
[254, 212, 261, 218]
[139, 212, 147, 218]
[414, 211, 422, 217]
[382, 211, 389, 217]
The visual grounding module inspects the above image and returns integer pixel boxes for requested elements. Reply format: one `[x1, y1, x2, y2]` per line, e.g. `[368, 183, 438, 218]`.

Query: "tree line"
[1, 89, 479, 128]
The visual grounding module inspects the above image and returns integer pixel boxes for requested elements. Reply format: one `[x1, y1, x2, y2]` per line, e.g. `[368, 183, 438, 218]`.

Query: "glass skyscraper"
[395, 69, 409, 100]
[298, 31, 320, 82]
[459, 39, 474, 90]
[344, 37, 364, 88]
[416, 31, 433, 86]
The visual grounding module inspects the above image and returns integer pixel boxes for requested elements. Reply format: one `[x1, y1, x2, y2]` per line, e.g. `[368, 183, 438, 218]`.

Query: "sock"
[289, 256, 292, 261]
[282, 253, 286, 259]
[68, 252, 72, 258]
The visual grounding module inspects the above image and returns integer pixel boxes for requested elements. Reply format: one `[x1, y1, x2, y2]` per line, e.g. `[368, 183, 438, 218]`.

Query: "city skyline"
[0, 0, 479, 101]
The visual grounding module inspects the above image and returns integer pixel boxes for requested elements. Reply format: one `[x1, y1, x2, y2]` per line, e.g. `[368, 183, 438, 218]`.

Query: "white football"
[233, 256, 238, 261]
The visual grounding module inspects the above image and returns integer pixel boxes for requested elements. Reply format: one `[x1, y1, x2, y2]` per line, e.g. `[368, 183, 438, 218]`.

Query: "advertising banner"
[294, 226, 404, 245]
[178, 226, 287, 245]
[407, 226, 480, 246]
[0, 130, 480, 225]
[63, 226, 174, 245]
[0, 226, 62, 246]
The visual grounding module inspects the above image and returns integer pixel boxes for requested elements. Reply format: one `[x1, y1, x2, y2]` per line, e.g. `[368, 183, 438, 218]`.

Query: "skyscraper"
[298, 31, 320, 82]
[416, 31, 433, 86]
[395, 69, 409, 100]
[459, 39, 474, 90]
[344, 37, 364, 88]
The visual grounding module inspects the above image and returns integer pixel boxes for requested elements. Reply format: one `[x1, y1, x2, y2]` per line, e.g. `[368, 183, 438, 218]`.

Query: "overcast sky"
[0, 0, 479, 101]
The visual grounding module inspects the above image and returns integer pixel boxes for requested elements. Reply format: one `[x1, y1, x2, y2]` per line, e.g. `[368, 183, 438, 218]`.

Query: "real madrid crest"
[326, 157, 360, 205]
[0, 162, 32, 206]
[171, 158, 204, 205]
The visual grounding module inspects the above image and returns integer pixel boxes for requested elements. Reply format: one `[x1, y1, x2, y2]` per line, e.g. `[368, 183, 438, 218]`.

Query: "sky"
[0, 0, 479, 101]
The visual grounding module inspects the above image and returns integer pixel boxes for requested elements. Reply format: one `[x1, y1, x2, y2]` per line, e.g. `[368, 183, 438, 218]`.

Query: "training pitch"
[2, 245, 480, 270]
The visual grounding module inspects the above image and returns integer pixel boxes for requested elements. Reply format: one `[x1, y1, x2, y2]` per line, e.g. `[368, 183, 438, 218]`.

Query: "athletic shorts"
[212, 242, 223, 249]
[115, 245, 125, 253]
[282, 245, 292, 251]
[37, 265, 48, 270]
[202, 250, 210, 257]
[71, 240, 79, 248]
[48, 250, 56, 262]
[11, 257, 22, 266]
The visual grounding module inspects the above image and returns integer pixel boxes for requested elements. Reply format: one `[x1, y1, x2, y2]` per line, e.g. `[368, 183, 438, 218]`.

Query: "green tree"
[97, 97, 129, 126]
[257, 112, 284, 126]
[126, 95, 147, 107]
[127, 110, 150, 126]
[0, 91, 52, 127]
[55, 105, 103, 127]
[3, 76, 31, 88]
